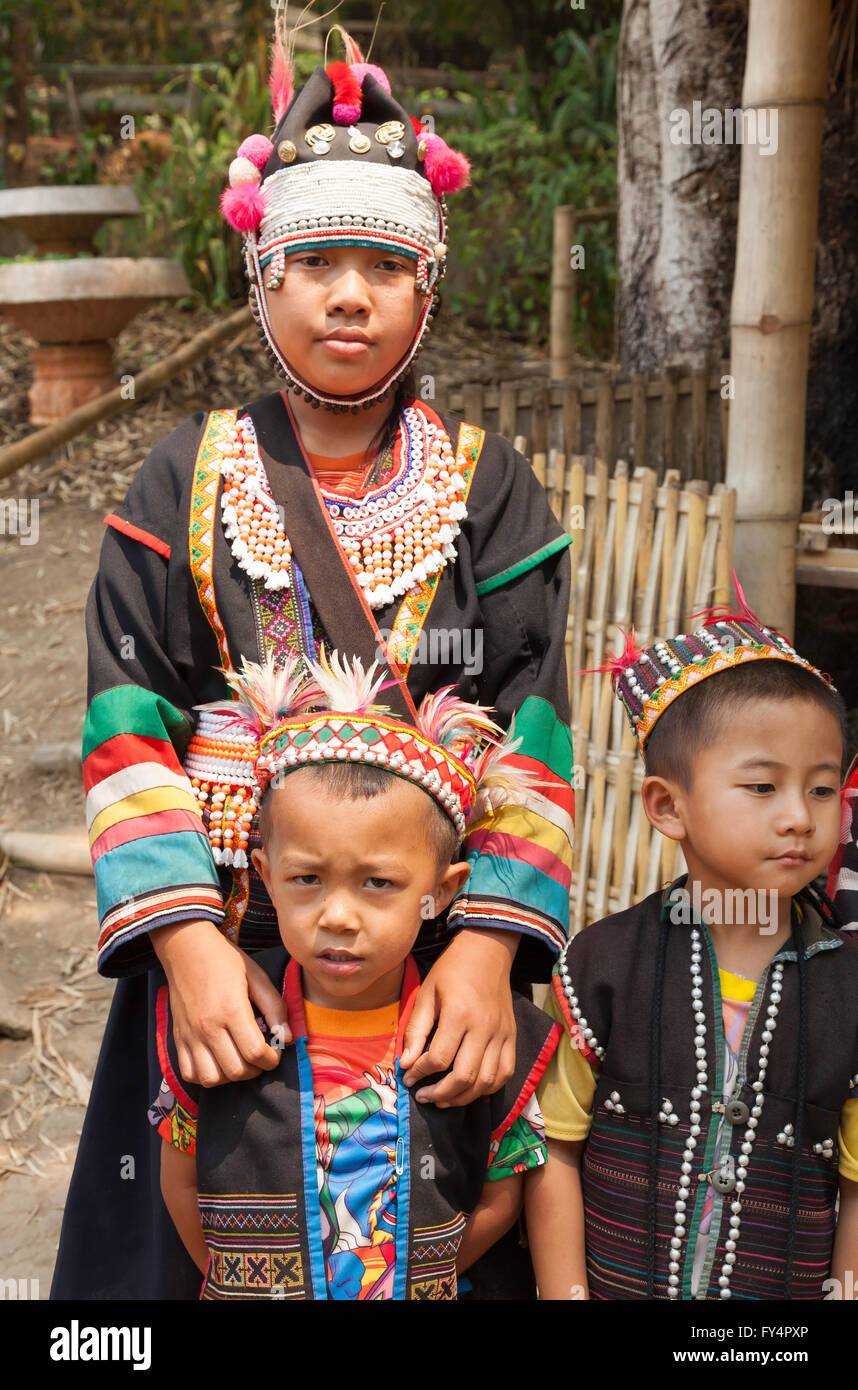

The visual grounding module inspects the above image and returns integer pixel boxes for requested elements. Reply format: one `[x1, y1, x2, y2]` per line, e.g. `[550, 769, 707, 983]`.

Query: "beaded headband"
[183, 649, 537, 865]
[220, 11, 470, 412]
[602, 577, 833, 758]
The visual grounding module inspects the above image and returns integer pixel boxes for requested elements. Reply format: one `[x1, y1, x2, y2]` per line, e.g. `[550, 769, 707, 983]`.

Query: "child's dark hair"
[644, 658, 846, 786]
[258, 760, 460, 867]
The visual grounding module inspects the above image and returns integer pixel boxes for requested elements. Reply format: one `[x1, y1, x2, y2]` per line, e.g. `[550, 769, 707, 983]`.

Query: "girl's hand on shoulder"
[151, 920, 291, 1086]
[400, 927, 518, 1106]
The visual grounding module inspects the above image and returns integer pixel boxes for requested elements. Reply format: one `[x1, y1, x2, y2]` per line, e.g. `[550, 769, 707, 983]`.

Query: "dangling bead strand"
[667, 926, 708, 1299]
[715, 961, 784, 1300]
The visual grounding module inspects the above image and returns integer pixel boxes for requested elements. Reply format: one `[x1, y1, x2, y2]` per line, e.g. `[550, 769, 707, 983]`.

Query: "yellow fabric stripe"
[718, 968, 756, 1003]
[838, 1097, 858, 1181]
[466, 804, 573, 866]
[88, 784, 202, 848]
[537, 987, 597, 1141]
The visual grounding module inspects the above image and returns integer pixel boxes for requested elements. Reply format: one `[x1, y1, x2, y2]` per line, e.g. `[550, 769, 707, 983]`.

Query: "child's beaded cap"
[184, 649, 537, 861]
[220, 6, 471, 411]
[604, 577, 833, 758]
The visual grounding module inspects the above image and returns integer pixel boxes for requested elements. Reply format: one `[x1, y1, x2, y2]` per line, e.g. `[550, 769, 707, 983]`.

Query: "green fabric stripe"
[83, 685, 190, 761]
[511, 695, 574, 783]
[261, 238, 419, 263]
[475, 533, 573, 597]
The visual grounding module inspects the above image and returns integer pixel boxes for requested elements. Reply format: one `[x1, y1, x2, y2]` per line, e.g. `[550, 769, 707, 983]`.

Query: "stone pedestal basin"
[0, 185, 141, 255]
[0, 186, 190, 424]
[0, 257, 190, 423]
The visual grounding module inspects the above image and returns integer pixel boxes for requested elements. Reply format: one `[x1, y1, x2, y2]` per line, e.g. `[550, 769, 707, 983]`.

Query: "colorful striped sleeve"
[444, 442, 574, 978]
[84, 412, 226, 977]
[84, 685, 224, 975]
[447, 695, 574, 976]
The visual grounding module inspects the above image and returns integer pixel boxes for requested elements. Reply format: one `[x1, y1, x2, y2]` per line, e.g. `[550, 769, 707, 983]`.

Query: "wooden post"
[551, 205, 577, 381]
[725, 0, 830, 636]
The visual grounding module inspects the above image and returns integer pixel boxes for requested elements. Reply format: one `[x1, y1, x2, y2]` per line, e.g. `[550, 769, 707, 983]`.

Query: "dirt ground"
[0, 497, 109, 1299]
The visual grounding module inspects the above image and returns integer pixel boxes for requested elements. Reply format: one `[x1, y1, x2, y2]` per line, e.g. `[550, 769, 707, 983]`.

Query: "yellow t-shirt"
[539, 973, 858, 1179]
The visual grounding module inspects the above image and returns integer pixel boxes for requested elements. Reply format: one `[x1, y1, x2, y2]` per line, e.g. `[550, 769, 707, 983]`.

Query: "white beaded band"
[257, 161, 444, 261]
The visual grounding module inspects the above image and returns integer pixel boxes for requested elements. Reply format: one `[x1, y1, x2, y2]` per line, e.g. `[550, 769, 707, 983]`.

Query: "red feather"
[269, 16, 293, 124]
[327, 60, 362, 124]
[688, 570, 763, 629]
[580, 626, 643, 682]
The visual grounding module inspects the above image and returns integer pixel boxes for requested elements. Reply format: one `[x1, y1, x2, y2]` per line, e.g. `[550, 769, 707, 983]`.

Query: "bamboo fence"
[433, 362, 731, 486]
[526, 450, 736, 931]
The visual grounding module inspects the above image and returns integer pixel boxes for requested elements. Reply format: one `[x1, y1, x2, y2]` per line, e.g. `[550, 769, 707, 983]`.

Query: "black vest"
[555, 885, 858, 1300]
[163, 948, 558, 1300]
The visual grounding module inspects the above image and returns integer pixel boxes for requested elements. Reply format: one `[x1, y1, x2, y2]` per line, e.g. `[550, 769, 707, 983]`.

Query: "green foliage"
[435, 20, 618, 353]
[111, 60, 317, 306]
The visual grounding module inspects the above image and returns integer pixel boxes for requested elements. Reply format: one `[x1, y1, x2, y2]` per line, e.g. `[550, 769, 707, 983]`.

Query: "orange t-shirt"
[306, 449, 369, 500]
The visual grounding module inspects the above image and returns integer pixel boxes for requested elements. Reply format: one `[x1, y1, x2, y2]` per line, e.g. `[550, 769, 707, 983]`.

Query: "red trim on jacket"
[104, 512, 171, 560]
[491, 1020, 562, 1142]
[155, 984, 198, 1117]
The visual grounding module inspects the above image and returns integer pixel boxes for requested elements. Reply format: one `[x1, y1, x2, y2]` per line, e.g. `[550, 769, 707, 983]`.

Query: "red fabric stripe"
[156, 984, 198, 1116]
[490, 1022, 562, 1142]
[83, 731, 182, 794]
[97, 888, 222, 951]
[550, 974, 601, 1067]
[90, 807, 206, 862]
[104, 512, 171, 559]
[502, 751, 572, 808]
[465, 827, 572, 889]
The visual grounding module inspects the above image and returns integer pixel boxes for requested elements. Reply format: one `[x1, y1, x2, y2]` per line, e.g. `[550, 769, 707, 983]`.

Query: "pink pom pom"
[422, 133, 471, 196]
[351, 62, 391, 94]
[333, 101, 361, 123]
[220, 183, 266, 233]
[237, 134, 274, 170]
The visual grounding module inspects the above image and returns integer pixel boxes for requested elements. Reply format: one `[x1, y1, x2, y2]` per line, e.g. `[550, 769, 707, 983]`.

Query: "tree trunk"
[617, 0, 748, 371]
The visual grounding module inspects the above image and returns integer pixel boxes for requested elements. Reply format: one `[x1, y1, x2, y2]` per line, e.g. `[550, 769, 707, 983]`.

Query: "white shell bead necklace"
[219, 408, 468, 609]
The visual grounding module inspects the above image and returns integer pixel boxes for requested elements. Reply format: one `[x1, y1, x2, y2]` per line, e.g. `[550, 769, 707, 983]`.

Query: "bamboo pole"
[551, 205, 577, 381]
[725, 0, 830, 636]
[0, 306, 254, 481]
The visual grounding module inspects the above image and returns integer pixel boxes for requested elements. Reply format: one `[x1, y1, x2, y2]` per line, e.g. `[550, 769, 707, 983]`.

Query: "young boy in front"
[526, 592, 858, 1300]
[151, 652, 559, 1300]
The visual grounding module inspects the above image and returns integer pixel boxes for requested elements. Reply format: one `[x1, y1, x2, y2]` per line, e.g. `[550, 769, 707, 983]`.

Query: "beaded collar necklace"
[220, 405, 468, 609]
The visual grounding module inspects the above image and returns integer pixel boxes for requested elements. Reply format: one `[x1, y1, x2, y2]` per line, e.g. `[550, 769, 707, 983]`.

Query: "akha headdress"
[601, 576, 833, 757]
[221, 6, 471, 413]
[183, 649, 536, 864]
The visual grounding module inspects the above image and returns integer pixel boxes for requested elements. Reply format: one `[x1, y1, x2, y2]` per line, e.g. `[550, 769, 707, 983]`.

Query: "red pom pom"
[327, 60, 362, 124]
[220, 183, 266, 233]
[237, 134, 274, 169]
[423, 133, 471, 195]
[409, 115, 425, 138]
